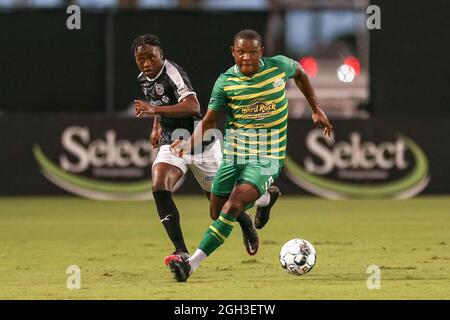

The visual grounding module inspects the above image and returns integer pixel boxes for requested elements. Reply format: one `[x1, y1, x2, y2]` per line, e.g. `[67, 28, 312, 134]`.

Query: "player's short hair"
[132, 34, 162, 54]
[233, 29, 262, 46]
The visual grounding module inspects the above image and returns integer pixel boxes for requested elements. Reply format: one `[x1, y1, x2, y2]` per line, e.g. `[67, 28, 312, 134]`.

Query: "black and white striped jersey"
[137, 60, 201, 146]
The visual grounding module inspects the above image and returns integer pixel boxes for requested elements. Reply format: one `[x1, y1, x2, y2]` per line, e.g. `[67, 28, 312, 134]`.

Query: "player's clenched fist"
[312, 109, 333, 138]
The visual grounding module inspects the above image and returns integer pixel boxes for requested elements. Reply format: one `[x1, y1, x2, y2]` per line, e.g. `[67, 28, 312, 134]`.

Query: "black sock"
[237, 212, 252, 229]
[152, 190, 188, 254]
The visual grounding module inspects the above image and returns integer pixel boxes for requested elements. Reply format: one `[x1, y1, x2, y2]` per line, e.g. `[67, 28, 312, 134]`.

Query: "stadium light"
[344, 56, 361, 76]
[337, 64, 356, 83]
[299, 56, 318, 79]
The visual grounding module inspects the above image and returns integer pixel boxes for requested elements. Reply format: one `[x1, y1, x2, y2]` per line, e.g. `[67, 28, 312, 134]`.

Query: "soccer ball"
[279, 238, 316, 275]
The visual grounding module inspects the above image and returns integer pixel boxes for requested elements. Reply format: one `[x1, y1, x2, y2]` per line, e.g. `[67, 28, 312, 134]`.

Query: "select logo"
[33, 126, 182, 200]
[284, 130, 430, 199]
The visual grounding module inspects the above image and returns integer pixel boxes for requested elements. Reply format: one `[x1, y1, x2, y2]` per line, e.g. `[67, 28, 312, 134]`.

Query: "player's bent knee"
[152, 178, 175, 192]
[221, 201, 245, 217]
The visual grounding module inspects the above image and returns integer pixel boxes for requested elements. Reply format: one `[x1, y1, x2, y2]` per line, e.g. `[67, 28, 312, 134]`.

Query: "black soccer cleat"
[164, 254, 191, 282]
[241, 212, 259, 256]
[172, 251, 190, 261]
[255, 185, 281, 229]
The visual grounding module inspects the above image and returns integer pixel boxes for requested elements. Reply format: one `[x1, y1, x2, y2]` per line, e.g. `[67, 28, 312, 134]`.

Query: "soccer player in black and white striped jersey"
[132, 34, 277, 262]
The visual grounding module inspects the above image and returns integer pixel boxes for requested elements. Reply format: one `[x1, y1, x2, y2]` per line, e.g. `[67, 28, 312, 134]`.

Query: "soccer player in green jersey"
[165, 29, 333, 282]
[133, 34, 279, 260]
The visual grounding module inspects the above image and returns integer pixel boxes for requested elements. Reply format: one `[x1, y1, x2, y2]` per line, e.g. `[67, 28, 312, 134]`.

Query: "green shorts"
[211, 158, 283, 198]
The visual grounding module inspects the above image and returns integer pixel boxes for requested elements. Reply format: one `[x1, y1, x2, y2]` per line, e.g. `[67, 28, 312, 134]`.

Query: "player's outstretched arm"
[293, 64, 333, 138]
[170, 109, 219, 157]
[135, 95, 201, 118]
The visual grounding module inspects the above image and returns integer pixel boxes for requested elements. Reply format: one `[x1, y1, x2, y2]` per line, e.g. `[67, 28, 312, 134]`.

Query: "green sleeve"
[208, 75, 227, 111]
[271, 55, 298, 79]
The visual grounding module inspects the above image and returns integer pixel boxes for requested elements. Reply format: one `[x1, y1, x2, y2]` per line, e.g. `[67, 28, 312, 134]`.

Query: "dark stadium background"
[1, 0, 449, 197]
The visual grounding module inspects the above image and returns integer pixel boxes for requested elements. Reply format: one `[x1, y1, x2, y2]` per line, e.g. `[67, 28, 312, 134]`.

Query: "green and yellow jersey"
[208, 55, 298, 163]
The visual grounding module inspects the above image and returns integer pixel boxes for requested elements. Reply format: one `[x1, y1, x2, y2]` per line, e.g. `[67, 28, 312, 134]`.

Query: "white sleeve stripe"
[178, 91, 196, 102]
[165, 60, 190, 92]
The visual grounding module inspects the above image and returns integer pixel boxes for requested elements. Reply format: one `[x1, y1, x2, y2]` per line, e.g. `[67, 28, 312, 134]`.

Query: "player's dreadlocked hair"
[131, 34, 162, 53]
[233, 29, 262, 46]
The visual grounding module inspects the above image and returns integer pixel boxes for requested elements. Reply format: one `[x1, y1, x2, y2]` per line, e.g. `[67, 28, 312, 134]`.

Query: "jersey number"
[263, 176, 274, 191]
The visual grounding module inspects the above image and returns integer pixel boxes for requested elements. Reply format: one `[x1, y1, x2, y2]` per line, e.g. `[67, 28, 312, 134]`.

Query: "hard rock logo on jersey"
[241, 100, 277, 120]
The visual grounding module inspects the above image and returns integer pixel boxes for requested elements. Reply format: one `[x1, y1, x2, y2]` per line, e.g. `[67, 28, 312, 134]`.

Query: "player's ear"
[159, 48, 164, 60]
[230, 45, 235, 58]
[259, 46, 264, 57]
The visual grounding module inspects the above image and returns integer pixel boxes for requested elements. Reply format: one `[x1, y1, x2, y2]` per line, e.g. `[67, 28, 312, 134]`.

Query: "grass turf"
[0, 196, 449, 299]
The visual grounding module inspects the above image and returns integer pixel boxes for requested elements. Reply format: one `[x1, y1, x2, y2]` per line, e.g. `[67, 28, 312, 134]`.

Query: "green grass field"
[0, 196, 449, 300]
